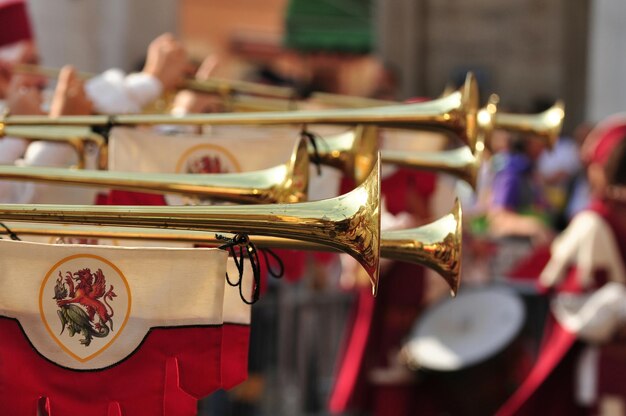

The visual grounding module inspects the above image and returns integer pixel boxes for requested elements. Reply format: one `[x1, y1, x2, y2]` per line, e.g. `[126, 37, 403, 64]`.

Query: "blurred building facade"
[27, 0, 626, 132]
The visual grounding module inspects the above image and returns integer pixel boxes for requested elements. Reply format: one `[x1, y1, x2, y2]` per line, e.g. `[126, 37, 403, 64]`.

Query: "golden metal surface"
[14, 64, 296, 99]
[380, 94, 496, 189]
[1, 126, 107, 169]
[494, 100, 564, 149]
[0, 157, 382, 294]
[313, 125, 378, 185]
[0, 138, 310, 204]
[1, 74, 480, 153]
[2, 197, 461, 294]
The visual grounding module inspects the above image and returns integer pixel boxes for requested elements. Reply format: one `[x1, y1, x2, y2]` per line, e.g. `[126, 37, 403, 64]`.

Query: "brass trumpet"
[0, 138, 310, 204]
[0, 156, 382, 294]
[380, 95, 497, 189]
[14, 64, 296, 100]
[494, 100, 565, 149]
[0, 126, 107, 169]
[315, 95, 563, 150]
[2, 199, 462, 294]
[0, 73, 480, 153]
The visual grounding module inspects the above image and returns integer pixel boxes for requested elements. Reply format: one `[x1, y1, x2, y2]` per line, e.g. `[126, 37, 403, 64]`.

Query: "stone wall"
[377, 0, 590, 132]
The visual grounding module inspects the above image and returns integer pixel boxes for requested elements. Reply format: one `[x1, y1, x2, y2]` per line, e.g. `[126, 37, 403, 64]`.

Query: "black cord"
[216, 233, 284, 305]
[91, 116, 117, 144]
[0, 222, 21, 241]
[300, 128, 328, 176]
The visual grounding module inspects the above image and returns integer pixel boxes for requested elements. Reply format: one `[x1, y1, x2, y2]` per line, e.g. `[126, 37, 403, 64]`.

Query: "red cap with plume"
[0, 0, 32, 48]
[582, 113, 626, 166]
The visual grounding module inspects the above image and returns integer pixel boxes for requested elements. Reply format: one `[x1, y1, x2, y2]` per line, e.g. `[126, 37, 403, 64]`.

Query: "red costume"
[329, 168, 436, 414]
[497, 116, 626, 415]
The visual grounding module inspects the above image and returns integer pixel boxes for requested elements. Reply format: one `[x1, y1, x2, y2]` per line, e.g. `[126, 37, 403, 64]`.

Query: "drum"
[403, 286, 528, 415]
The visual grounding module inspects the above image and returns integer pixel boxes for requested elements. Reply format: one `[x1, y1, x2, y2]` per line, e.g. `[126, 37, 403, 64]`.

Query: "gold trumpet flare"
[0, 157, 383, 294]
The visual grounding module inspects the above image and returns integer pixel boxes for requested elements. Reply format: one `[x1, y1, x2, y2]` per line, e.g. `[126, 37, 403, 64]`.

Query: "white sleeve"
[85, 69, 163, 115]
[0, 141, 96, 204]
[0, 137, 29, 164]
[540, 211, 626, 288]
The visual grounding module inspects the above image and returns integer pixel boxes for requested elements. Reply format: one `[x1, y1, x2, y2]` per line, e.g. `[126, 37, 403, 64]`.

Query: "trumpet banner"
[108, 125, 344, 202]
[0, 239, 230, 415]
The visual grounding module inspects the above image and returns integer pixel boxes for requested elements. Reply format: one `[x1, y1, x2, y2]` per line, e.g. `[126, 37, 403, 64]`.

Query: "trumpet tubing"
[2, 74, 480, 153]
[0, 126, 107, 169]
[380, 96, 496, 189]
[313, 125, 379, 185]
[0, 157, 382, 294]
[2, 198, 461, 294]
[14, 64, 296, 100]
[494, 100, 564, 148]
[382, 147, 478, 189]
[0, 138, 310, 204]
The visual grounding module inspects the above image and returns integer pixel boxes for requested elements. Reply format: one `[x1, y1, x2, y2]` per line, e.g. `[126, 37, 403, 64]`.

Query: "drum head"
[404, 287, 525, 371]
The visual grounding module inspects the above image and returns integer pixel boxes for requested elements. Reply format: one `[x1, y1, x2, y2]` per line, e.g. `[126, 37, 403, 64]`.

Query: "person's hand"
[142, 33, 188, 91]
[171, 55, 222, 114]
[49, 66, 93, 117]
[5, 74, 44, 115]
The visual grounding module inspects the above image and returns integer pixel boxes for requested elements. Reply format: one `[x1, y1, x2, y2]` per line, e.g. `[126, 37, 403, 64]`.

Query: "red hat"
[583, 113, 626, 166]
[0, 0, 33, 48]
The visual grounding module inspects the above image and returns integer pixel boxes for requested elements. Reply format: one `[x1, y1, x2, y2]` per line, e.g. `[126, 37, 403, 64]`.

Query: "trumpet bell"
[494, 100, 564, 149]
[0, 138, 310, 204]
[2, 74, 481, 155]
[0, 156, 382, 294]
[315, 125, 379, 185]
[382, 199, 462, 295]
[380, 95, 496, 190]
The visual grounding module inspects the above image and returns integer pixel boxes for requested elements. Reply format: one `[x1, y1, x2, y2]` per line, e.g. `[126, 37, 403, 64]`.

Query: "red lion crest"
[186, 155, 229, 174]
[53, 268, 117, 347]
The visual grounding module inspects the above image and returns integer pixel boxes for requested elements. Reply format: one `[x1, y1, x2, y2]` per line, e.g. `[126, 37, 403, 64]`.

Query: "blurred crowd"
[2, 1, 626, 415]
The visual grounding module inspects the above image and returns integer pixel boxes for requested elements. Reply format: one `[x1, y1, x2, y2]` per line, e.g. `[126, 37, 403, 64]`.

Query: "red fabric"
[595, 344, 626, 413]
[330, 262, 427, 413]
[340, 169, 437, 215]
[586, 118, 626, 165]
[0, 0, 32, 47]
[101, 190, 252, 395]
[497, 201, 626, 415]
[106, 190, 167, 206]
[495, 317, 580, 416]
[220, 324, 251, 391]
[328, 287, 375, 413]
[505, 245, 552, 282]
[589, 199, 626, 261]
[330, 169, 435, 414]
[0, 317, 224, 415]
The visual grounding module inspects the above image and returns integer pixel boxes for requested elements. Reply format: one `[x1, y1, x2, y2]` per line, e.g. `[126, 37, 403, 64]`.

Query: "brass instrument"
[0, 138, 310, 204]
[380, 94, 497, 189]
[0, 125, 107, 169]
[14, 64, 296, 100]
[0, 156, 382, 293]
[2, 198, 461, 294]
[0, 73, 480, 152]
[310, 93, 563, 149]
[494, 100, 565, 149]
[313, 125, 378, 185]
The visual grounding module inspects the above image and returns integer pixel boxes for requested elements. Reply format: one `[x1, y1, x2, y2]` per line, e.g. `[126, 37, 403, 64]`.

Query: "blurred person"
[488, 132, 554, 244]
[565, 122, 595, 221]
[497, 114, 626, 415]
[537, 137, 580, 222]
[0, 0, 38, 102]
[0, 33, 189, 204]
[330, 151, 438, 416]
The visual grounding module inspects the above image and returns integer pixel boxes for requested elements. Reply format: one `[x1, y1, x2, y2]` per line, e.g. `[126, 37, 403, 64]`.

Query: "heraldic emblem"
[40, 254, 131, 363]
[53, 268, 117, 347]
